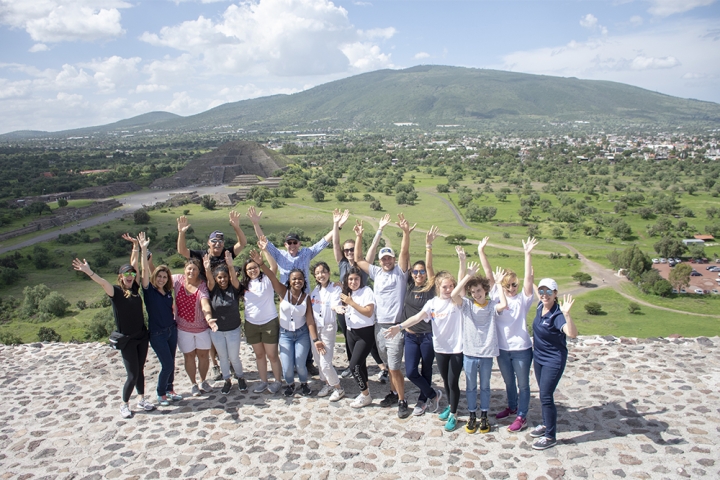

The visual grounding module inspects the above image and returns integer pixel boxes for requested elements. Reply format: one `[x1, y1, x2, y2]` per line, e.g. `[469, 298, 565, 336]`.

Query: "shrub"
[183, 209, 190, 215]
[76, 300, 87, 310]
[571, 272, 592, 285]
[628, 302, 641, 314]
[85, 308, 115, 341]
[57, 198, 68, 207]
[133, 209, 151, 224]
[200, 196, 216, 210]
[21, 284, 51, 317]
[584, 302, 603, 315]
[312, 190, 325, 202]
[38, 292, 70, 317]
[0, 332, 23, 345]
[37, 327, 61, 342]
[370, 200, 382, 211]
[92, 251, 111, 268]
[32, 245, 54, 269]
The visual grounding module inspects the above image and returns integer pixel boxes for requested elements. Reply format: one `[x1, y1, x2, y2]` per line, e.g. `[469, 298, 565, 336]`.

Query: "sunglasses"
[122, 272, 137, 278]
[286, 240, 299, 245]
[246, 266, 259, 271]
[343, 248, 354, 253]
[412, 269, 427, 275]
[505, 283, 518, 289]
[538, 288, 554, 295]
[210, 239, 224, 244]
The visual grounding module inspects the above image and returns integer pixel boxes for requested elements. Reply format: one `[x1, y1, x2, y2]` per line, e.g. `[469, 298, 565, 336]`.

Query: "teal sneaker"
[444, 413, 457, 431]
[438, 405, 451, 421]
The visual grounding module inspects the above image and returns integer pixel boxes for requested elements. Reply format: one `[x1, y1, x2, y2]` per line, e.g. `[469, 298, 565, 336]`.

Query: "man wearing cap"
[177, 210, 248, 274]
[353, 214, 413, 416]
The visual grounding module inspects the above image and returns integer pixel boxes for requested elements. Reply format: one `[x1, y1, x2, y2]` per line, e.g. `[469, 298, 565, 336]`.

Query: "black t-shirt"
[209, 284, 244, 331]
[190, 247, 236, 280]
[110, 283, 145, 336]
[402, 283, 435, 334]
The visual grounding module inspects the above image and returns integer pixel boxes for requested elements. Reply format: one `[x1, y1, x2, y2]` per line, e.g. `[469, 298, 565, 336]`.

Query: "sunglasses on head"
[286, 240, 299, 245]
[412, 269, 427, 275]
[122, 272, 137, 278]
[538, 288, 554, 295]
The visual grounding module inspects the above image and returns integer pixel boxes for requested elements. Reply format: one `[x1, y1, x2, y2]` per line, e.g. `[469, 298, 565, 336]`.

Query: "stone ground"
[1, 335, 718, 480]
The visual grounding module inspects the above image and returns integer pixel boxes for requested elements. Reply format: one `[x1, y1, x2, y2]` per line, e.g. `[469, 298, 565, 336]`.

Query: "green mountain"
[4, 66, 720, 138]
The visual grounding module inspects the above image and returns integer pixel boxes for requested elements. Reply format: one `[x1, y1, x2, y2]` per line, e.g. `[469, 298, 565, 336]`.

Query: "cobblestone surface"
[1, 335, 718, 479]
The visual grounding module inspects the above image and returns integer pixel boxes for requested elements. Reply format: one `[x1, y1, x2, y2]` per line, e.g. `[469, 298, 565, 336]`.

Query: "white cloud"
[647, 0, 716, 17]
[352, 1, 372, 5]
[630, 55, 679, 69]
[414, 52, 430, 59]
[0, 0, 131, 43]
[54, 64, 93, 89]
[81, 55, 141, 93]
[133, 84, 169, 93]
[29, 43, 49, 52]
[580, 14, 598, 29]
[630, 15, 644, 26]
[359, 27, 395, 40]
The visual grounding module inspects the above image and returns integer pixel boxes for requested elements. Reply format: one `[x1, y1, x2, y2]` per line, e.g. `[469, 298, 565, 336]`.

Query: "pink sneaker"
[495, 407, 517, 419]
[507, 416, 527, 432]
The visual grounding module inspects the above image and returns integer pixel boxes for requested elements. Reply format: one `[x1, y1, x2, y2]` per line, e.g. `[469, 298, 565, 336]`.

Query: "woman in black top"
[72, 253, 154, 419]
[203, 251, 248, 395]
[402, 226, 442, 418]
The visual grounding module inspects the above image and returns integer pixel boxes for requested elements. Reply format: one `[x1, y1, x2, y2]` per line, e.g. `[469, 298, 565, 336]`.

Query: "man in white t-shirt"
[353, 214, 412, 417]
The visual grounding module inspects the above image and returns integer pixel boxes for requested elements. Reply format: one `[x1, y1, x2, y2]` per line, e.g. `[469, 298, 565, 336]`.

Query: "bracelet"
[89, 272, 95, 277]
[426, 245, 432, 249]
[132, 249, 139, 252]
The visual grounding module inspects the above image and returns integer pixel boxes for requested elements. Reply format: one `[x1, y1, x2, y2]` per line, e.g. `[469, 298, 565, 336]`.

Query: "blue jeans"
[534, 361, 566, 440]
[496, 348, 533, 418]
[149, 325, 177, 397]
[464, 355, 494, 413]
[210, 327, 244, 380]
[404, 332, 437, 403]
[279, 324, 310, 385]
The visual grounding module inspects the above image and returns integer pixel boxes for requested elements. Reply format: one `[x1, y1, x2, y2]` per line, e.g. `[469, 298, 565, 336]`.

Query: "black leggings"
[436, 352, 463, 414]
[120, 338, 149, 403]
[338, 314, 384, 366]
[347, 325, 376, 391]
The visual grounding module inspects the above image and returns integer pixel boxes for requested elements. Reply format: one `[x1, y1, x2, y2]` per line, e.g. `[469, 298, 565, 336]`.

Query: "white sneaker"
[253, 382, 268, 394]
[412, 401, 427, 416]
[136, 398, 156, 411]
[350, 392, 372, 408]
[200, 380, 212, 393]
[317, 384, 333, 397]
[329, 387, 345, 402]
[191, 384, 201, 397]
[119, 404, 133, 419]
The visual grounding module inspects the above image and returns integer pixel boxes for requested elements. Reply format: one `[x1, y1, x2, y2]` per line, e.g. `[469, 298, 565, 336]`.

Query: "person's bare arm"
[353, 221, 371, 273]
[366, 214, 390, 263]
[306, 297, 326, 355]
[246, 206, 266, 239]
[325, 208, 349, 243]
[332, 209, 345, 264]
[384, 310, 429, 339]
[250, 249, 286, 296]
[203, 254, 215, 291]
[522, 237, 539, 297]
[225, 250, 240, 290]
[72, 258, 114, 296]
[339, 292, 374, 317]
[396, 213, 415, 273]
[122, 233, 139, 274]
[257, 236, 278, 275]
[177, 216, 191, 259]
[456, 246, 467, 281]
[477, 236, 494, 289]
[451, 261, 480, 305]
[229, 210, 248, 256]
[493, 267, 509, 313]
[425, 226, 439, 278]
[138, 232, 151, 289]
[560, 295, 578, 338]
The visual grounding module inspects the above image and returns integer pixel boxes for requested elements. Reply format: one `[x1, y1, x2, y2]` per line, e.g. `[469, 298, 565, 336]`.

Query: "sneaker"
[329, 387, 345, 402]
[211, 365, 222, 381]
[495, 407, 517, 419]
[191, 384, 201, 397]
[166, 391, 183, 401]
[268, 381, 282, 394]
[397, 400, 411, 419]
[350, 392, 372, 408]
[237, 377, 248, 392]
[307, 364, 320, 376]
[221, 380, 232, 395]
[119, 404, 133, 419]
[300, 383, 312, 396]
[137, 398, 155, 411]
[508, 416, 527, 432]
[530, 425, 547, 438]
[465, 412, 478, 434]
[479, 412, 490, 433]
[379, 392, 399, 408]
[377, 370, 389, 384]
[253, 381, 269, 394]
[412, 402, 427, 417]
[428, 389, 443, 413]
[444, 413, 457, 432]
[200, 380, 212, 393]
[317, 384, 333, 398]
[340, 368, 352, 378]
[438, 405, 451, 421]
[284, 384, 296, 397]
[532, 436, 557, 450]
[157, 395, 170, 407]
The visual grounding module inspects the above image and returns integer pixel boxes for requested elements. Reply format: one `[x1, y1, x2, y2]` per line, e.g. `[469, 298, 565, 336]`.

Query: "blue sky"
[1, 0, 718, 133]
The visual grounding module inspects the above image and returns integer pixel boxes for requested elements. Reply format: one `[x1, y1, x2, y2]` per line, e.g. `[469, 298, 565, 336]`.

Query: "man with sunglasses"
[177, 210, 248, 276]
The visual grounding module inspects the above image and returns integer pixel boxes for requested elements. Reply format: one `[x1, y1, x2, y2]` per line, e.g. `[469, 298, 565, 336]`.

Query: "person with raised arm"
[401, 225, 442, 418]
[203, 250, 248, 395]
[333, 214, 387, 381]
[452, 258, 508, 435]
[529, 282, 577, 450]
[242, 237, 283, 394]
[478, 236, 538, 433]
[353, 214, 412, 418]
[250, 248, 325, 397]
[72, 248, 154, 419]
[137, 232, 181, 407]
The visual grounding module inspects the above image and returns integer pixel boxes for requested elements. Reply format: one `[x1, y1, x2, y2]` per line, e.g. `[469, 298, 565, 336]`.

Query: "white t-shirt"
[491, 284, 532, 351]
[278, 291, 308, 331]
[310, 283, 341, 328]
[369, 264, 409, 324]
[421, 297, 463, 354]
[244, 276, 278, 325]
[345, 286, 376, 330]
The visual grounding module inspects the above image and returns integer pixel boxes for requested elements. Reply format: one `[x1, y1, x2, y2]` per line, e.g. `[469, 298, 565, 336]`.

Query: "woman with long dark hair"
[310, 261, 344, 401]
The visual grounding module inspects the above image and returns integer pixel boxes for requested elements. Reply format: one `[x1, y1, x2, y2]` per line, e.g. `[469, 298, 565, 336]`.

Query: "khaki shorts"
[245, 317, 280, 345]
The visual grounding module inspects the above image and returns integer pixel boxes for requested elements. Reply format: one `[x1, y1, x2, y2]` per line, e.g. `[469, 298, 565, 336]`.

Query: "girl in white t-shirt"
[385, 271, 464, 431]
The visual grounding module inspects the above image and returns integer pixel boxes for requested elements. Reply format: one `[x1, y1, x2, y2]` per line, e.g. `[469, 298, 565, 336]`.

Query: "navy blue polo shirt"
[532, 302, 567, 368]
[143, 284, 175, 332]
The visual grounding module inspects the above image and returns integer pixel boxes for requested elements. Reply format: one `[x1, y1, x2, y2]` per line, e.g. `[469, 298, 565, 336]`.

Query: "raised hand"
[246, 206, 262, 224]
[426, 225, 440, 245]
[456, 245, 466, 261]
[353, 220, 364, 237]
[202, 253, 212, 272]
[466, 261, 480, 277]
[257, 235, 269, 251]
[137, 232, 150, 250]
[229, 210, 241, 228]
[334, 208, 351, 227]
[249, 249, 264, 266]
[523, 236, 539, 254]
[224, 250, 233, 266]
[559, 294, 575, 314]
[121, 232, 138, 246]
[494, 266, 507, 284]
[478, 236, 490, 252]
[396, 213, 417, 234]
[177, 216, 191, 233]
[72, 258, 92, 275]
[378, 214, 391, 229]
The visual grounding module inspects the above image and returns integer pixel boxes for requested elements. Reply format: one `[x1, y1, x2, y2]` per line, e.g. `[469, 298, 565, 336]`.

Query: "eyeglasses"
[412, 269, 427, 275]
[286, 240, 299, 245]
[210, 239, 224, 244]
[505, 283, 518, 289]
[538, 288, 554, 295]
[343, 248, 354, 253]
[122, 272, 137, 278]
[246, 266, 259, 272]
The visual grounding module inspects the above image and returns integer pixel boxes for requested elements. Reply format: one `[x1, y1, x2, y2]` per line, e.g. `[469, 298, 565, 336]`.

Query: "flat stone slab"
[0, 335, 718, 479]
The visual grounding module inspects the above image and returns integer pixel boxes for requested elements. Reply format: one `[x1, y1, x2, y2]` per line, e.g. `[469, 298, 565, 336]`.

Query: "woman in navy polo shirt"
[530, 278, 577, 450]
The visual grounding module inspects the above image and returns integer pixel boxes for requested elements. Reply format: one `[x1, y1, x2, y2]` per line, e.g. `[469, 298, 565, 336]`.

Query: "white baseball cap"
[538, 278, 558, 291]
[378, 246, 395, 259]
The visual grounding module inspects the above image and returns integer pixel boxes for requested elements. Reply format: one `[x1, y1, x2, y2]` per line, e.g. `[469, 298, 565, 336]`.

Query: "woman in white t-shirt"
[242, 239, 283, 394]
[385, 271, 464, 432]
[338, 266, 376, 409]
[477, 236, 538, 433]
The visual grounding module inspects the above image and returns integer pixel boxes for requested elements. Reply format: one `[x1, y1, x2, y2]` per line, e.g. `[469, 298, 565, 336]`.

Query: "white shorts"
[177, 328, 212, 353]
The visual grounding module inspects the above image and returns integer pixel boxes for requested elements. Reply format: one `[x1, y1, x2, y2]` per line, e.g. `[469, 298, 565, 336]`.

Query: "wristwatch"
[312, 338, 320, 343]
[398, 324, 405, 331]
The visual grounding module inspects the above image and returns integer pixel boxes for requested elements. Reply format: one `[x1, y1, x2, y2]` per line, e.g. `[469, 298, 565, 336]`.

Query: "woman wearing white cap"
[529, 278, 577, 450]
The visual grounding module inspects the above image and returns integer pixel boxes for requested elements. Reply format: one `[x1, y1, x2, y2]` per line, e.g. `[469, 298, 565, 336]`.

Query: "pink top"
[172, 274, 210, 333]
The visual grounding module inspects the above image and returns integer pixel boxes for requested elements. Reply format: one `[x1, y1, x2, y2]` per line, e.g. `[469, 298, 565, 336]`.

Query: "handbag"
[109, 331, 131, 350]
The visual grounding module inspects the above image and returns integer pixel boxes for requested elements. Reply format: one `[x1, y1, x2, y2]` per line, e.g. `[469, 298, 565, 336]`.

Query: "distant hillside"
[3, 66, 720, 138]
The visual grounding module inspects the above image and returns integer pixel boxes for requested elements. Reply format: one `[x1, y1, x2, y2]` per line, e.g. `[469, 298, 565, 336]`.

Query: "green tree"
[370, 200, 382, 211]
[653, 237, 686, 259]
[518, 206, 533, 223]
[31, 245, 53, 269]
[627, 302, 641, 314]
[21, 284, 51, 317]
[584, 302, 603, 315]
[668, 263, 692, 291]
[0, 332, 23, 345]
[200, 196, 216, 210]
[571, 272, 592, 285]
[38, 292, 70, 317]
[552, 226, 564, 239]
[133, 208, 151, 224]
[312, 190, 325, 202]
[436, 184, 450, 193]
[57, 198, 68, 207]
[37, 327, 61, 342]
[688, 243, 705, 259]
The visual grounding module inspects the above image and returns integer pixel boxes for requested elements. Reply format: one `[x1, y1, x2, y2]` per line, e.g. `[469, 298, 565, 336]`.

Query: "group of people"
[72, 207, 577, 451]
